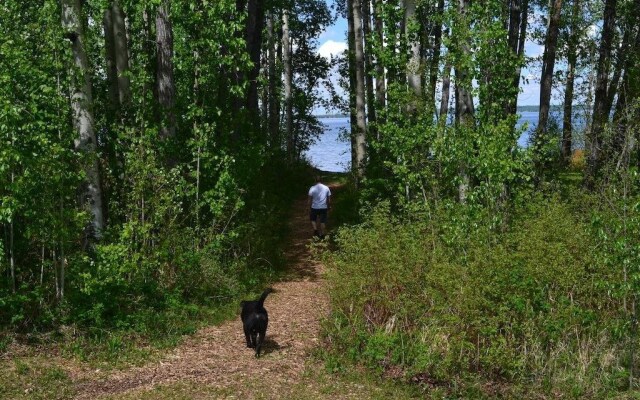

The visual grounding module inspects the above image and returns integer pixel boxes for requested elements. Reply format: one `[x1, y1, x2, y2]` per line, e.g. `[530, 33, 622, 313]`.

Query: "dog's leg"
[255, 331, 264, 358]
[250, 331, 258, 349]
[244, 327, 253, 348]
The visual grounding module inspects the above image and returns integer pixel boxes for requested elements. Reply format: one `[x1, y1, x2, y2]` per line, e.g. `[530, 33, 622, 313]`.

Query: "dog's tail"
[257, 288, 274, 307]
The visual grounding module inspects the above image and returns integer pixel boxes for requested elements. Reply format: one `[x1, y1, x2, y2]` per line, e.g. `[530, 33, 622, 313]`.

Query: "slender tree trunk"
[156, 0, 176, 139]
[612, 12, 640, 164]
[405, 0, 422, 111]
[562, 0, 580, 162]
[362, 0, 377, 127]
[588, 0, 617, 185]
[282, 9, 293, 160]
[428, 0, 445, 113]
[454, 0, 474, 202]
[112, 0, 130, 107]
[352, 0, 368, 179]
[605, 29, 630, 119]
[267, 14, 280, 147]
[373, 0, 386, 121]
[536, 0, 563, 137]
[347, 0, 358, 167]
[439, 60, 452, 123]
[614, 27, 640, 120]
[9, 171, 15, 293]
[562, 53, 577, 162]
[506, 0, 529, 116]
[40, 245, 45, 286]
[103, 8, 119, 110]
[62, 0, 105, 240]
[386, 0, 398, 88]
[246, 0, 266, 122]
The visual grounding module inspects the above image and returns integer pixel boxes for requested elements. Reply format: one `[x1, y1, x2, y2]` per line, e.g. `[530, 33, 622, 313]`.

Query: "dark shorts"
[310, 208, 328, 223]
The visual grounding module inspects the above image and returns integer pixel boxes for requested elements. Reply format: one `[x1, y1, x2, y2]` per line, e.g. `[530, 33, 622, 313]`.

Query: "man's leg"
[310, 209, 319, 236]
[318, 209, 328, 237]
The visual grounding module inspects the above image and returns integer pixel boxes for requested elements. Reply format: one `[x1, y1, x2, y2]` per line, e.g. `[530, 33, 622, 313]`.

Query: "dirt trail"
[72, 184, 340, 399]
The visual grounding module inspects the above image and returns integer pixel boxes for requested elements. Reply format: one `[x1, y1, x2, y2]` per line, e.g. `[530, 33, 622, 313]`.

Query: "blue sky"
[315, 1, 550, 108]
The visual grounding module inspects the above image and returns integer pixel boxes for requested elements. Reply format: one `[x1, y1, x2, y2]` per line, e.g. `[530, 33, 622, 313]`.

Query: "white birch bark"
[62, 0, 105, 240]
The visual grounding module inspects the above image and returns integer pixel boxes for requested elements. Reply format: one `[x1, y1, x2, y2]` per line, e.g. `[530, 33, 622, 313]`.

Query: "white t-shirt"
[308, 183, 331, 209]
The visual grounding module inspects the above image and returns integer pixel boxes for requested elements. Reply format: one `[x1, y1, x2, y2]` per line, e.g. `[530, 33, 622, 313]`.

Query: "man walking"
[308, 175, 331, 238]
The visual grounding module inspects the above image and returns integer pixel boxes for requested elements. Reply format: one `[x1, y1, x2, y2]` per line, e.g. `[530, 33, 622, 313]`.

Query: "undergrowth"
[321, 189, 638, 398]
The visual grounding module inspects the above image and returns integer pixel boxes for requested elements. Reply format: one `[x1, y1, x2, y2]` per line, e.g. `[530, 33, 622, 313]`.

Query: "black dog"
[240, 288, 274, 357]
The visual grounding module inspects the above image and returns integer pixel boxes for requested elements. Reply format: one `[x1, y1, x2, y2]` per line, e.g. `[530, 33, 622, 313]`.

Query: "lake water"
[305, 112, 582, 173]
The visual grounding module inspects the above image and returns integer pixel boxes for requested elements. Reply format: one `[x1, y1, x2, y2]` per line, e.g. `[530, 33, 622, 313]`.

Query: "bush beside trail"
[322, 194, 633, 398]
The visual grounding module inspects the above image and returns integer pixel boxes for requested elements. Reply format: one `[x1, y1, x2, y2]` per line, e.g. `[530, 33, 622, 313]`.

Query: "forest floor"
[1, 182, 419, 399]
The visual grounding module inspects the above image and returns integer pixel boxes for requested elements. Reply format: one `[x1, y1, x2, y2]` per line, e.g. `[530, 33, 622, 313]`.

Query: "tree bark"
[362, 0, 377, 126]
[506, 0, 529, 116]
[536, 0, 563, 138]
[439, 60, 452, 122]
[62, 0, 105, 240]
[588, 0, 617, 184]
[347, 0, 358, 168]
[373, 0, 386, 121]
[562, 0, 580, 162]
[267, 14, 280, 147]
[111, 0, 130, 107]
[282, 9, 293, 160]
[156, 1, 176, 139]
[352, 0, 368, 179]
[245, 0, 266, 121]
[405, 0, 422, 111]
[428, 0, 445, 114]
[9, 171, 15, 293]
[103, 8, 119, 111]
[454, 0, 474, 202]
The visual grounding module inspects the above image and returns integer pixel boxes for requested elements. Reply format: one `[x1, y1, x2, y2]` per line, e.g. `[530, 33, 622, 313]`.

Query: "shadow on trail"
[280, 181, 351, 283]
[258, 336, 290, 357]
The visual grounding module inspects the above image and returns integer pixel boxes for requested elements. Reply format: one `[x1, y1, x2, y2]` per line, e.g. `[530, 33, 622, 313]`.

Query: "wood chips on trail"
[70, 186, 337, 399]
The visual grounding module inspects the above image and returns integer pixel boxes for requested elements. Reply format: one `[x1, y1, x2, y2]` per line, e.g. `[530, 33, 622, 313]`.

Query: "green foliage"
[323, 192, 634, 396]
[0, 0, 317, 358]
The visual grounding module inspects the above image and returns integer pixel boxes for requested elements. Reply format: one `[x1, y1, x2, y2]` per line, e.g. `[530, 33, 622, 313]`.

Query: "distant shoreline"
[315, 105, 585, 119]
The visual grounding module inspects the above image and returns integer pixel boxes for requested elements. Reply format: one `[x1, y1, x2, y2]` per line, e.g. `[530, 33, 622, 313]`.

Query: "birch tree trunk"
[454, 0, 474, 202]
[373, 0, 386, 121]
[62, 0, 105, 241]
[562, 0, 580, 162]
[405, 0, 422, 105]
[428, 0, 445, 113]
[156, 0, 177, 140]
[352, 0, 368, 180]
[439, 60, 452, 123]
[347, 0, 358, 167]
[282, 9, 293, 160]
[362, 0, 377, 126]
[588, 0, 617, 185]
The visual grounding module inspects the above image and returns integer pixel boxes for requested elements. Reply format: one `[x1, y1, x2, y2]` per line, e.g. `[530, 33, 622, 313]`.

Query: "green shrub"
[323, 194, 630, 397]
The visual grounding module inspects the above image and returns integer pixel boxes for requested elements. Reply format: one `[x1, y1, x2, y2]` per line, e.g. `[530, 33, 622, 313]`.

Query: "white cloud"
[318, 40, 348, 60]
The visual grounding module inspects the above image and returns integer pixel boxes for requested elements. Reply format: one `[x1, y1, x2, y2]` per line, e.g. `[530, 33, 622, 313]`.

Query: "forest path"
[70, 182, 374, 399]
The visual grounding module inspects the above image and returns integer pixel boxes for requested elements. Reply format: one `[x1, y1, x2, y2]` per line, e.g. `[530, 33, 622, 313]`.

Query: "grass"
[93, 358, 422, 400]
[0, 357, 74, 400]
